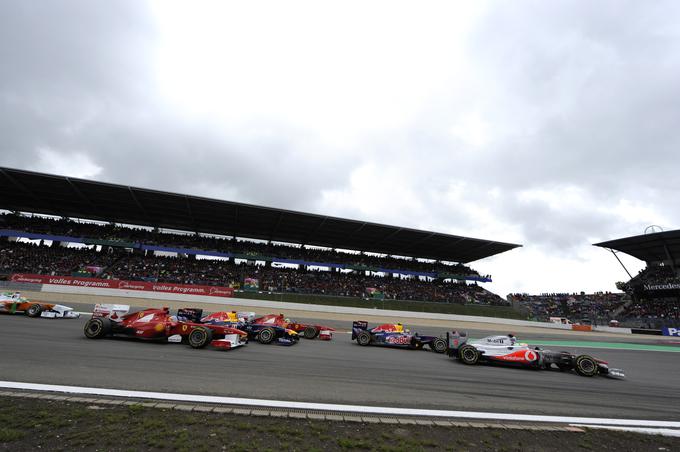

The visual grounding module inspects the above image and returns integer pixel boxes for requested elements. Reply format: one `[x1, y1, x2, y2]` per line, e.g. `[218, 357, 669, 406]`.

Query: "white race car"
[446, 332, 625, 378]
[0, 292, 80, 318]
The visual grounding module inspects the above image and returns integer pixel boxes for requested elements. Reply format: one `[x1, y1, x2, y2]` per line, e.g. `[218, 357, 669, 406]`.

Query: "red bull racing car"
[352, 321, 448, 353]
[181, 309, 300, 345]
[83, 304, 248, 350]
[446, 332, 625, 378]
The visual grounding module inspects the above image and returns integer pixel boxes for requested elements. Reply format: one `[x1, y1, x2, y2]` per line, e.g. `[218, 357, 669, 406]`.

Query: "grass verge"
[1, 397, 677, 451]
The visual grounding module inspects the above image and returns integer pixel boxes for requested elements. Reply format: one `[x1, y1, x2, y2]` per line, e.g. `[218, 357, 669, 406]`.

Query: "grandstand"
[0, 167, 521, 308]
[595, 230, 680, 328]
[508, 292, 628, 324]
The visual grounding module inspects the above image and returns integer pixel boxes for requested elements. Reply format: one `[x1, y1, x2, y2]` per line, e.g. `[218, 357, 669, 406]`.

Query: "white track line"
[570, 425, 680, 437]
[2, 381, 679, 429]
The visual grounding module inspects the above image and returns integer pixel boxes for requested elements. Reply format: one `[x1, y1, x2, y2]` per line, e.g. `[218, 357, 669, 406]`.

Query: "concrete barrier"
[592, 326, 633, 334]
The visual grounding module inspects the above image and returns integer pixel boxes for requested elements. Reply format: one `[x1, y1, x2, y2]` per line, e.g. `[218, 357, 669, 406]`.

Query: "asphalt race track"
[1, 312, 679, 421]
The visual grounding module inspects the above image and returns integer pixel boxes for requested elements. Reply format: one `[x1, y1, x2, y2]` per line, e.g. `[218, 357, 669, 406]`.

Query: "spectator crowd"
[0, 214, 483, 277]
[508, 292, 627, 322]
[0, 239, 506, 306]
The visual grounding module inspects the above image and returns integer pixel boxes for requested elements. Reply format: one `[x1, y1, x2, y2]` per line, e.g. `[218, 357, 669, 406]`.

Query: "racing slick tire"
[303, 326, 319, 339]
[458, 344, 480, 365]
[25, 304, 43, 317]
[84, 317, 112, 339]
[258, 327, 276, 344]
[431, 338, 448, 354]
[188, 327, 213, 349]
[574, 355, 598, 377]
[356, 330, 372, 346]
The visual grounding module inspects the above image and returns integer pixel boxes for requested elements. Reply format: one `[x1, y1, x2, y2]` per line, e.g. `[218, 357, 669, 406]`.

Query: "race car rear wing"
[177, 308, 203, 322]
[351, 320, 369, 340]
[446, 331, 468, 357]
[92, 303, 130, 320]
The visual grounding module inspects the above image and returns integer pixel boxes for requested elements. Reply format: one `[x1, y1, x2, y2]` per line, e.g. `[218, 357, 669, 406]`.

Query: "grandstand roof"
[594, 230, 680, 265]
[0, 167, 521, 262]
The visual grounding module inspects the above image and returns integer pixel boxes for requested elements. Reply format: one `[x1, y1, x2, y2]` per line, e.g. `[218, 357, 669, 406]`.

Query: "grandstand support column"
[607, 248, 634, 280]
[663, 244, 677, 273]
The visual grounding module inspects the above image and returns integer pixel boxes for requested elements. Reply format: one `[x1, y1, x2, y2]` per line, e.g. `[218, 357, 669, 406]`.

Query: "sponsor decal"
[644, 283, 680, 291]
[209, 287, 233, 296]
[118, 281, 147, 290]
[10, 274, 44, 284]
[9, 274, 234, 298]
[524, 350, 538, 361]
[662, 327, 680, 337]
[386, 335, 412, 345]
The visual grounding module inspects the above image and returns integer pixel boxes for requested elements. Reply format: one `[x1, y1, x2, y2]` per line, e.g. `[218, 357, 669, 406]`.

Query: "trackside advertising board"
[10, 274, 234, 298]
[662, 327, 680, 336]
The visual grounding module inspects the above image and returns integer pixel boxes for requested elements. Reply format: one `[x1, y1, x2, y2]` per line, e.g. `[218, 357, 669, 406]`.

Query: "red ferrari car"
[83, 304, 248, 349]
[253, 314, 335, 339]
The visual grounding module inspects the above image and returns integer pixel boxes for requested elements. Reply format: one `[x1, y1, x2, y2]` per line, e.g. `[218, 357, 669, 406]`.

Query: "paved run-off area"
[1, 312, 679, 422]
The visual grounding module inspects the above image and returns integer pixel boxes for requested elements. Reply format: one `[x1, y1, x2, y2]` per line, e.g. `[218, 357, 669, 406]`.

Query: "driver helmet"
[508, 333, 516, 345]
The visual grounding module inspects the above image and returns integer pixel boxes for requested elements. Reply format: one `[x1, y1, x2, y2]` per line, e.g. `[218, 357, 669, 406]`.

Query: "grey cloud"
[0, 1, 353, 213]
[1, 0, 680, 268]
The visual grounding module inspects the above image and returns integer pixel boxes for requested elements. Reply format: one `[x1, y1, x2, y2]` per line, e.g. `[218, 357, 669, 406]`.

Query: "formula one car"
[251, 314, 335, 339]
[351, 321, 448, 353]
[0, 292, 80, 318]
[446, 332, 625, 378]
[83, 304, 248, 350]
[183, 308, 300, 345]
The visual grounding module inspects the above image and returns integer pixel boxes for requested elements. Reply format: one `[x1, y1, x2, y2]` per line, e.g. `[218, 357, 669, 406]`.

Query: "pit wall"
[31, 283, 633, 335]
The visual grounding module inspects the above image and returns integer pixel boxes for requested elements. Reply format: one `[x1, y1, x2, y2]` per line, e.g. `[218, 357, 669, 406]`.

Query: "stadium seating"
[0, 234, 506, 306]
[508, 292, 627, 322]
[0, 214, 484, 277]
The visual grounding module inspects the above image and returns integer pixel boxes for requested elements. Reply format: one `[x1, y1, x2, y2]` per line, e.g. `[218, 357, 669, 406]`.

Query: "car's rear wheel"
[356, 331, 372, 346]
[25, 304, 43, 317]
[303, 326, 318, 339]
[431, 338, 448, 354]
[458, 344, 480, 364]
[188, 327, 213, 348]
[258, 327, 275, 344]
[84, 318, 111, 339]
[574, 355, 598, 377]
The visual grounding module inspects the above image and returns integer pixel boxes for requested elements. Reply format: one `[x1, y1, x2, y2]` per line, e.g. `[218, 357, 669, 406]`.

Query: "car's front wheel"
[25, 304, 43, 317]
[431, 338, 448, 354]
[574, 355, 598, 377]
[188, 327, 213, 348]
[303, 326, 318, 339]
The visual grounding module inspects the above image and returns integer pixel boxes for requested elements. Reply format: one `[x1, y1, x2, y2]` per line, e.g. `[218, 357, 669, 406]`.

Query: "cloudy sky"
[2, 0, 679, 296]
